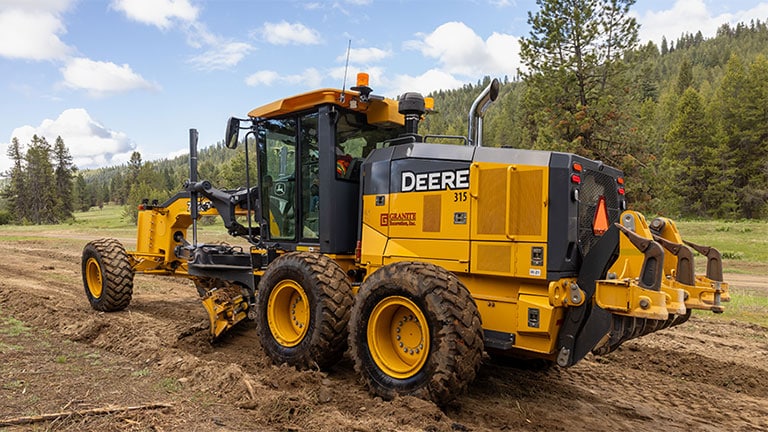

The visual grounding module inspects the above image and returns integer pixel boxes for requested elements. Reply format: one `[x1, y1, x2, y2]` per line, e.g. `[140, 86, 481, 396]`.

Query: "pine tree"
[24, 135, 57, 224]
[73, 172, 92, 212]
[52, 136, 75, 221]
[519, 0, 640, 166]
[721, 55, 768, 218]
[664, 88, 724, 217]
[2, 138, 28, 223]
[674, 58, 693, 95]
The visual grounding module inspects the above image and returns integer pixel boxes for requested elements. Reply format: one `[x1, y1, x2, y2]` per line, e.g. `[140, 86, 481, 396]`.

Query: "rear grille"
[578, 170, 620, 255]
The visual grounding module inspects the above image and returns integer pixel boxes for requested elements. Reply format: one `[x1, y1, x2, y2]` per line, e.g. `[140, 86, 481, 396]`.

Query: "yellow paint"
[367, 296, 429, 379]
[84, 257, 102, 298]
[201, 288, 249, 339]
[383, 239, 469, 273]
[247, 88, 404, 127]
[595, 279, 669, 320]
[267, 279, 310, 347]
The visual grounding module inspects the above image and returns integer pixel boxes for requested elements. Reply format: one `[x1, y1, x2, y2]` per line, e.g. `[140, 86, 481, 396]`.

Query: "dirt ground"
[0, 234, 767, 431]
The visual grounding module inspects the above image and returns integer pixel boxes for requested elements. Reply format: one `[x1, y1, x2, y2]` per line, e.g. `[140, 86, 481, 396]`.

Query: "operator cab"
[226, 78, 406, 254]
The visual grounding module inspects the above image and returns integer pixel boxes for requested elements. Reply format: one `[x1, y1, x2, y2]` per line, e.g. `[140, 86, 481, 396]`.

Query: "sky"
[2, 0, 768, 175]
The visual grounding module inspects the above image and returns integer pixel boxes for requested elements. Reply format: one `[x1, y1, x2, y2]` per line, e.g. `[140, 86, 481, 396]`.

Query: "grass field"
[675, 219, 768, 271]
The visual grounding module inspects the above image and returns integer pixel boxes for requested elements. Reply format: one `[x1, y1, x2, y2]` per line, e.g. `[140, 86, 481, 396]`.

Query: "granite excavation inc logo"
[380, 212, 417, 226]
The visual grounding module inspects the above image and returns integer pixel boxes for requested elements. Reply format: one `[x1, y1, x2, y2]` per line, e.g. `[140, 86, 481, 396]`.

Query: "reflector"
[593, 196, 610, 235]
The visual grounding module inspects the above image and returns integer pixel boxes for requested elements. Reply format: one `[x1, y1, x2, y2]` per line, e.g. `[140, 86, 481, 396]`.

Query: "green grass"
[693, 291, 768, 327]
[158, 377, 182, 393]
[724, 289, 768, 327]
[132, 368, 151, 377]
[676, 219, 768, 267]
[0, 342, 23, 353]
[1, 316, 31, 337]
[71, 204, 134, 229]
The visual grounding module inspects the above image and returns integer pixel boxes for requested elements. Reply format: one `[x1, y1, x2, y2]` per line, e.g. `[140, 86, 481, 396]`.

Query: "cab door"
[257, 112, 321, 247]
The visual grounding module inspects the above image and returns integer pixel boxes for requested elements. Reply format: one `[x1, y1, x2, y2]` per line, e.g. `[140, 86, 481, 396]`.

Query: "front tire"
[256, 252, 353, 369]
[81, 238, 134, 311]
[349, 261, 483, 405]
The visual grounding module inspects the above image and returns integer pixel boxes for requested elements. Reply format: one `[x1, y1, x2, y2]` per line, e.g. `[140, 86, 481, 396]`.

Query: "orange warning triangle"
[593, 196, 610, 236]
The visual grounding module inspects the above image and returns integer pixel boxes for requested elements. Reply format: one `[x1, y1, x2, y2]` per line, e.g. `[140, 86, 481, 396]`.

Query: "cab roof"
[247, 88, 405, 127]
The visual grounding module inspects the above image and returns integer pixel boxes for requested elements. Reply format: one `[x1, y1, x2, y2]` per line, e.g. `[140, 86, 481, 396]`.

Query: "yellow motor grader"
[81, 74, 729, 404]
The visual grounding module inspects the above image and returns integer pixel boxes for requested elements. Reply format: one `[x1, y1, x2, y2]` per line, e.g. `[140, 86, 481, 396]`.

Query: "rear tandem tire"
[81, 238, 134, 312]
[256, 252, 353, 369]
[348, 261, 484, 406]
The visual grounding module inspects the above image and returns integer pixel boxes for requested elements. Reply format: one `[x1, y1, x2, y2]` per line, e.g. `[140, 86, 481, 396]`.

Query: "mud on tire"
[256, 252, 353, 369]
[81, 238, 134, 312]
[349, 261, 484, 406]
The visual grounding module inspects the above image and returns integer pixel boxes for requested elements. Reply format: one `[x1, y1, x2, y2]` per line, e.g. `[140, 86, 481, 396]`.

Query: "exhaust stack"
[467, 78, 500, 146]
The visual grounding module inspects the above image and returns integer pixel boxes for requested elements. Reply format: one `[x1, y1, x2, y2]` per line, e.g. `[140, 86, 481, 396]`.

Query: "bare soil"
[1, 234, 767, 431]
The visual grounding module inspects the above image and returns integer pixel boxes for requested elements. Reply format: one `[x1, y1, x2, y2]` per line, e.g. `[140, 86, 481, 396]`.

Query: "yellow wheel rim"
[267, 279, 309, 347]
[85, 257, 103, 299]
[368, 296, 429, 379]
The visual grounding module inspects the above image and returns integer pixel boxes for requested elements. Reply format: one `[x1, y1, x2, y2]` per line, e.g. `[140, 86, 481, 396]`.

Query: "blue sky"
[1, 0, 767, 175]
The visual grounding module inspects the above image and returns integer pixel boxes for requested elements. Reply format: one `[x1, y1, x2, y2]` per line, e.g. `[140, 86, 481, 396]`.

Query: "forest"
[2, 0, 768, 224]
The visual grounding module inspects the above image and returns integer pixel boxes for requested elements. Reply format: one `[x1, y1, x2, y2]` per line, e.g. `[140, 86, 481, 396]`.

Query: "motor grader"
[81, 74, 729, 405]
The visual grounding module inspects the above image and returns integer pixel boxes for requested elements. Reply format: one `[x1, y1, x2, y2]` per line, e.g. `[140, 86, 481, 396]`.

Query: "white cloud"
[261, 21, 322, 45]
[1, 109, 136, 171]
[60, 58, 159, 96]
[111, 0, 198, 30]
[245, 70, 281, 86]
[406, 22, 521, 78]
[185, 22, 254, 70]
[245, 68, 323, 88]
[385, 69, 466, 97]
[336, 47, 392, 64]
[1, 0, 73, 13]
[0, 9, 72, 60]
[189, 41, 254, 71]
[635, 0, 768, 44]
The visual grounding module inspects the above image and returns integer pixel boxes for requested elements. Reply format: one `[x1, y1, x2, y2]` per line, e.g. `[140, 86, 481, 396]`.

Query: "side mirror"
[225, 117, 240, 149]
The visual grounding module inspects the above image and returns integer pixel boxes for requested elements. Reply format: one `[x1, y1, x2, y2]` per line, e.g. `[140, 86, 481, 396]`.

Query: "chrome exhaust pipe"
[467, 78, 500, 146]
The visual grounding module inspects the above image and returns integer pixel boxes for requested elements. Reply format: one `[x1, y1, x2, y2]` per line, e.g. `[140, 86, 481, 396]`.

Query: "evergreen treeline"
[1, 135, 77, 224]
[78, 141, 255, 223]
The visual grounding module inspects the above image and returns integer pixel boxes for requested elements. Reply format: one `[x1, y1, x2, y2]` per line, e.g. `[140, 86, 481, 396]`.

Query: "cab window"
[259, 118, 296, 240]
[300, 113, 319, 240]
[335, 112, 403, 181]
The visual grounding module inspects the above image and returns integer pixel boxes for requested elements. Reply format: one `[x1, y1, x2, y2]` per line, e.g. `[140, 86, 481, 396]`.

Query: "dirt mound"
[1, 237, 767, 431]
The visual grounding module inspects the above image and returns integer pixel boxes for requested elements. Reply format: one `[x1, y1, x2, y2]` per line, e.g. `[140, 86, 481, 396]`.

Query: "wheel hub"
[267, 280, 309, 347]
[85, 257, 103, 298]
[368, 296, 429, 379]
